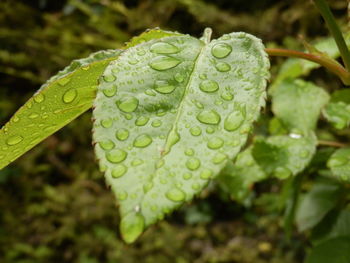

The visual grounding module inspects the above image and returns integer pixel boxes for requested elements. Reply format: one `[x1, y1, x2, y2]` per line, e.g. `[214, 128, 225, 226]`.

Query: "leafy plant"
[1, 1, 350, 258]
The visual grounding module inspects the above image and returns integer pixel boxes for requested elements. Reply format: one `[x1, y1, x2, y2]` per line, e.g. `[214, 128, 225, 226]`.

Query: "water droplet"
[34, 93, 44, 103]
[165, 188, 186, 202]
[103, 74, 116, 82]
[186, 157, 201, 171]
[131, 158, 143, 166]
[221, 92, 234, 101]
[106, 149, 127, 163]
[185, 148, 194, 156]
[145, 89, 156, 96]
[111, 164, 127, 178]
[101, 118, 113, 128]
[151, 120, 162, 127]
[133, 134, 152, 148]
[224, 111, 244, 131]
[135, 116, 149, 126]
[99, 140, 115, 150]
[199, 80, 219, 93]
[143, 182, 154, 193]
[150, 42, 179, 54]
[29, 113, 39, 119]
[103, 85, 117, 97]
[116, 128, 129, 141]
[200, 169, 213, 179]
[183, 173, 192, 180]
[299, 150, 309, 158]
[117, 190, 128, 201]
[192, 183, 200, 190]
[63, 89, 78, 103]
[164, 129, 180, 153]
[58, 77, 71, 86]
[137, 49, 146, 56]
[197, 110, 221, 125]
[212, 153, 227, 164]
[215, 62, 231, 72]
[120, 213, 145, 244]
[274, 167, 291, 179]
[154, 80, 176, 94]
[149, 56, 181, 71]
[156, 159, 165, 168]
[13, 116, 19, 123]
[207, 137, 224, 149]
[190, 126, 202, 136]
[6, 135, 23, 146]
[206, 127, 215, 134]
[211, 43, 232, 58]
[117, 97, 139, 113]
[174, 72, 185, 83]
[128, 58, 138, 65]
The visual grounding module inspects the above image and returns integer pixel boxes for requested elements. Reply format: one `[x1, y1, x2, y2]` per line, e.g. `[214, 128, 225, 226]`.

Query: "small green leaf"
[252, 132, 317, 179]
[306, 237, 350, 263]
[271, 79, 329, 133]
[323, 90, 350, 130]
[327, 148, 350, 182]
[217, 147, 267, 201]
[93, 31, 270, 242]
[296, 179, 342, 232]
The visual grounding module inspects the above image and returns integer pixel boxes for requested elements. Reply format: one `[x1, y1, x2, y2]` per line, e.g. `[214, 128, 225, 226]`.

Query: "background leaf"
[327, 147, 350, 182]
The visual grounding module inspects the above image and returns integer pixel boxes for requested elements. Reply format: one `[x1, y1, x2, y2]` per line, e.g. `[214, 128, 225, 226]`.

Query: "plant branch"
[266, 48, 350, 85]
[318, 140, 348, 148]
[313, 0, 350, 71]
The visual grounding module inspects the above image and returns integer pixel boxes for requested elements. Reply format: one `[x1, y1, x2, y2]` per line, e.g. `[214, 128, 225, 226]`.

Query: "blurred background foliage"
[0, 0, 348, 262]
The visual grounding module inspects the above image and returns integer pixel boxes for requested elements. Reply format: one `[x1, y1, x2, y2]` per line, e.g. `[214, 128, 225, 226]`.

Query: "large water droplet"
[186, 157, 200, 171]
[149, 56, 181, 71]
[63, 89, 78, 103]
[207, 137, 224, 149]
[200, 169, 213, 179]
[197, 110, 221, 125]
[111, 164, 127, 178]
[164, 129, 180, 153]
[103, 74, 116, 82]
[120, 213, 145, 244]
[165, 188, 186, 202]
[190, 126, 202, 136]
[135, 116, 149, 126]
[212, 153, 227, 164]
[106, 149, 127, 163]
[215, 62, 231, 72]
[224, 111, 244, 131]
[116, 128, 129, 141]
[150, 42, 179, 54]
[101, 118, 113, 128]
[211, 43, 232, 58]
[6, 135, 23, 146]
[103, 85, 117, 97]
[199, 80, 219, 93]
[117, 97, 139, 113]
[154, 80, 176, 94]
[133, 134, 152, 148]
[99, 140, 115, 150]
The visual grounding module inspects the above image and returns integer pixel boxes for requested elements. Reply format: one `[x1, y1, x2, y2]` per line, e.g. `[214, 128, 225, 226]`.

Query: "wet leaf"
[327, 148, 350, 182]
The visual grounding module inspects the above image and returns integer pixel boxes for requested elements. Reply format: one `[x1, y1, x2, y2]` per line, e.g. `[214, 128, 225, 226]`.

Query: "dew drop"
[174, 72, 185, 83]
[151, 119, 162, 127]
[34, 93, 44, 103]
[131, 158, 144, 166]
[6, 135, 23, 146]
[106, 149, 127, 163]
[200, 169, 213, 179]
[211, 43, 232, 58]
[63, 89, 78, 104]
[103, 85, 117, 97]
[185, 148, 194, 156]
[215, 62, 231, 72]
[183, 173, 192, 180]
[199, 80, 219, 93]
[135, 116, 149, 126]
[207, 137, 224, 149]
[190, 126, 202, 136]
[101, 118, 113, 128]
[156, 159, 165, 168]
[192, 183, 200, 190]
[103, 74, 116, 82]
[117, 190, 128, 201]
[212, 153, 227, 164]
[150, 42, 180, 54]
[149, 56, 181, 71]
[197, 110, 221, 125]
[145, 89, 156, 96]
[117, 97, 139, 113]
[164, 129, 180, 153]
[165, 188, 186, 202]
[154, 80, 176, 94]
[206, 127, 215, 134]
[120, 213, 145, 244]
[224, 111, 245, 131]
[58, 77, 71, 86]
[13, 116, 19, 123]
[99, 140, 115, 150]
[29, 113, 39, 119]
[221, 92, 234, 101]
[143, 182, 154, 193]
[133, 134, 152, 148]
[111, 164, 127, 178]
[115, 128, 129, 141]
[186, 157, 201, 171]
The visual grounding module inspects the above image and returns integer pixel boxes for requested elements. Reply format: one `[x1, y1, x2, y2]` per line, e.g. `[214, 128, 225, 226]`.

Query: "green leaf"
[0, 28, 179, 170]
[252, 132, 317, 179]
[217, 147, 267, 201]
[306, 237, 350, 263]
[323, 90, 350, 130]
[93, 31, 270, 243]
[0, 49, 121, 170]
[271, 79, 329, 133]
[327, 147, 350, 182]
[296, 179, 342, 232]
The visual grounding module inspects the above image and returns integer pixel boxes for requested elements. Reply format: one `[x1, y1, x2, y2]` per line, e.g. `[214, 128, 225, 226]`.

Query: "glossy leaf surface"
[93, 32, 269, 243]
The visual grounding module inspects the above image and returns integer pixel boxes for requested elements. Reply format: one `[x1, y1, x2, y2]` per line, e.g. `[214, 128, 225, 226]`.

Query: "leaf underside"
[93, 32, 269, 243]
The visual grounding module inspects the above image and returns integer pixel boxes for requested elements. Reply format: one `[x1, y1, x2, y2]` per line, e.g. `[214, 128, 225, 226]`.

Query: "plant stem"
[313, 0, 350, 71]
[266, 48, 350, 85]
[317, 140, 348, 148]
